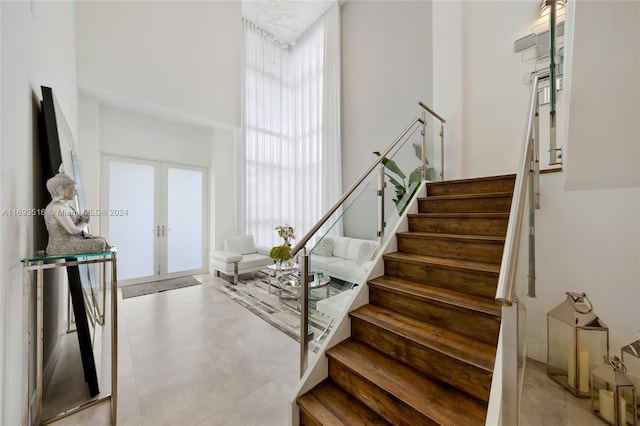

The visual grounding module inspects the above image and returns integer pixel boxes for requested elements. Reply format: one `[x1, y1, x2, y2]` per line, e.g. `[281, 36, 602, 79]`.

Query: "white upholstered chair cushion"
[212, 235, 272, 285]
[224, 235, 258, 255]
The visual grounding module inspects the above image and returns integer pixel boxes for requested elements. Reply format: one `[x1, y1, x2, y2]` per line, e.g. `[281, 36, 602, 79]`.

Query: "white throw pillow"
[346, 239, 363, 261]
[357, 241, 378, 265]
[332, 236, 351, 259]
[313, 237, 333, 257]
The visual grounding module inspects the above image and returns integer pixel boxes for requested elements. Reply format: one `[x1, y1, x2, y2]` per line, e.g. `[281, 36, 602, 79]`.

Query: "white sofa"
[211, 235, 272, 285]
[309, 236, 378, 284]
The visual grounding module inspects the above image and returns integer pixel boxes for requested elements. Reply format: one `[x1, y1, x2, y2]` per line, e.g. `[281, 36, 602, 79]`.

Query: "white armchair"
[211, 235, 272, 285]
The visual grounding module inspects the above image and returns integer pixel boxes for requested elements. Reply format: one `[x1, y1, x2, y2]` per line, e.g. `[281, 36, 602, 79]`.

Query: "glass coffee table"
[266, 261, 298, 296]
[309, 274, 332, 298]
[267, 263, 332, 309]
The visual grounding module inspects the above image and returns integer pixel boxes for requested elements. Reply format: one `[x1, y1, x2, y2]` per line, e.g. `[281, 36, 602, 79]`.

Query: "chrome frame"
[495, 73, 547, 306]
[377, 164, 386, 241]
[22, 253, 118, 426]
[418, 100, 447, 180]
[298, 248, 310, 377]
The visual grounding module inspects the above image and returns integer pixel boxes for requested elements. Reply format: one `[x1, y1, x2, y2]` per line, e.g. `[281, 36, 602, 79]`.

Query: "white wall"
[0, 2, 77, 424]
[460, 1, 539, 179]
[99, 105, 213, 167]
[432, 0, 463, 180]
[211, 128, 239, 252]
[563, 0, 640, 190]
[340, 0, 432, 237]
[433, 0, 538, 180]
[341, 0, 433, 188]
[76, 0, 242, 129]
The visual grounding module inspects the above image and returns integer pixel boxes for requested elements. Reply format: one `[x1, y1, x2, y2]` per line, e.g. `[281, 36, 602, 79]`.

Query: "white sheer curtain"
[243, 3, 341, 248]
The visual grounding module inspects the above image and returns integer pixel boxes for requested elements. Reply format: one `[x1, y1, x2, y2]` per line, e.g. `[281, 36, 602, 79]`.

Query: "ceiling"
[241, 0, 334, 44]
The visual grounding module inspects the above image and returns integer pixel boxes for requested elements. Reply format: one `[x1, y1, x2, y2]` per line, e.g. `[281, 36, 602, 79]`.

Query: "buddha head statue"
[46, 165, 77, 200]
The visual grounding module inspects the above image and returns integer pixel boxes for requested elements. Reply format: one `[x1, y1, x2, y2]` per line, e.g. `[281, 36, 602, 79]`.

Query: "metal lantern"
[621, 333, 640, 420]
[547, 292, 609, 397]
[591, 356, 638, 425]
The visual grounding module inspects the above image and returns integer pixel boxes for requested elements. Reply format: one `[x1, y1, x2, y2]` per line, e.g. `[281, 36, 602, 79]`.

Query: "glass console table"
[21, 250, 118, 425]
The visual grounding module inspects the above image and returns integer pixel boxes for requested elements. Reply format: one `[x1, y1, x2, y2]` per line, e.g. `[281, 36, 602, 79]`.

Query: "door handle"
[162, 225, 165, 237]
[157, 226, 160, 237]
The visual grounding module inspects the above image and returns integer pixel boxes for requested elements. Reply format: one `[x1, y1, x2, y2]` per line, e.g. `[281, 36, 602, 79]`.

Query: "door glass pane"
[109, 161, 155, 280]
[167, 168, 203, 273]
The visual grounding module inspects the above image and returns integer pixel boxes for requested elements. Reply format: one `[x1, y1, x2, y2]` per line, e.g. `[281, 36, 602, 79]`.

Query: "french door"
[103, 156, 207, 284]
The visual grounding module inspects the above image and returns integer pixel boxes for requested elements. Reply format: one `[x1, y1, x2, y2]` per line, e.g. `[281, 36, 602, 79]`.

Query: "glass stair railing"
[288, 102, 446, 376]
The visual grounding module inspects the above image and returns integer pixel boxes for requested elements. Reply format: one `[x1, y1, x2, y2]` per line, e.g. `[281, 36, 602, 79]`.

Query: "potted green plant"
[373, 143, 435, 215]
[270, 244, 292, 267]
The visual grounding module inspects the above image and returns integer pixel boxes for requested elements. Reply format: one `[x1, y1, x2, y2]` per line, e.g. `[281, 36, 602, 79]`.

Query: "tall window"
[243, 3, 341, 248]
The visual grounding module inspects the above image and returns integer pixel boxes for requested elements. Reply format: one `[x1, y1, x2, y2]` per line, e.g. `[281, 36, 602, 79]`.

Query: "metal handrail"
[495, 74, 544, 306]
[290, 101, 445, 258]
[289, 116, 422, 257]
[418, 101, 446, 124]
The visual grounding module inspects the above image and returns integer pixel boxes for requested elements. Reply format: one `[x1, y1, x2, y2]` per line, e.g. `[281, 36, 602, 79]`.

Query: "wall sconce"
[591, 356, 638, 425]
[547, 292, 609, 397]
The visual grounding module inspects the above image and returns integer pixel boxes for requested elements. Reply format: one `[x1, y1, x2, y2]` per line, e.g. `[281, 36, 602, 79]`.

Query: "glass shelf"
[21, 248, 117, 264]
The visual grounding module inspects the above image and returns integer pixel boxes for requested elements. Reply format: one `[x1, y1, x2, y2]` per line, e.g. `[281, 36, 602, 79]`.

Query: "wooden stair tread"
[397, 231, 505, 243]
[327, 339, 487, 425]
[297, 380, 391, 426]
[351, 304, 496, 371]
[383, 251, 501, 274]
[426, 174, 516, 186]
[369, 275, 502, 317]
[408, 212, 509, 219]
[419, 191, 512, 201]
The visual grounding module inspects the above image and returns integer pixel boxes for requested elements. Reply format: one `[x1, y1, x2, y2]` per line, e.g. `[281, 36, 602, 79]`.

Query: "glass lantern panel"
[577, 328, 609, 394]
[591, 375, 614, 424]
[548, 315, 575, 388]
[592, 375, 614, 425]
[619, 387, 636, 426]
[621, 349, 640, 418]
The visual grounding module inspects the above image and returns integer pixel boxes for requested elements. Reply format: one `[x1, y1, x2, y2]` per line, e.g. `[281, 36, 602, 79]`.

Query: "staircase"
[297, 174, 516, 426]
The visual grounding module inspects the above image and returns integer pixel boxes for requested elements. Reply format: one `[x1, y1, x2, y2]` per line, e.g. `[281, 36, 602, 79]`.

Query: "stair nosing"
[426, 174, 516, 186]
[419, 192, 513, 201]
[368, 276, 502, 317]
[397, 231, 506, 243]
[407, 212, 510, 218]
[383, 251, 501, 274]
[350, 304, 496, 371]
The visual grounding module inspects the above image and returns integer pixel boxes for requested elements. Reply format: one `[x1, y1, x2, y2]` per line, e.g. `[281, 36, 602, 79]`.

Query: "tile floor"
[44, 273, 609, 426]
[46, 273, 299, 426]
[520, 358, 605, 425]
